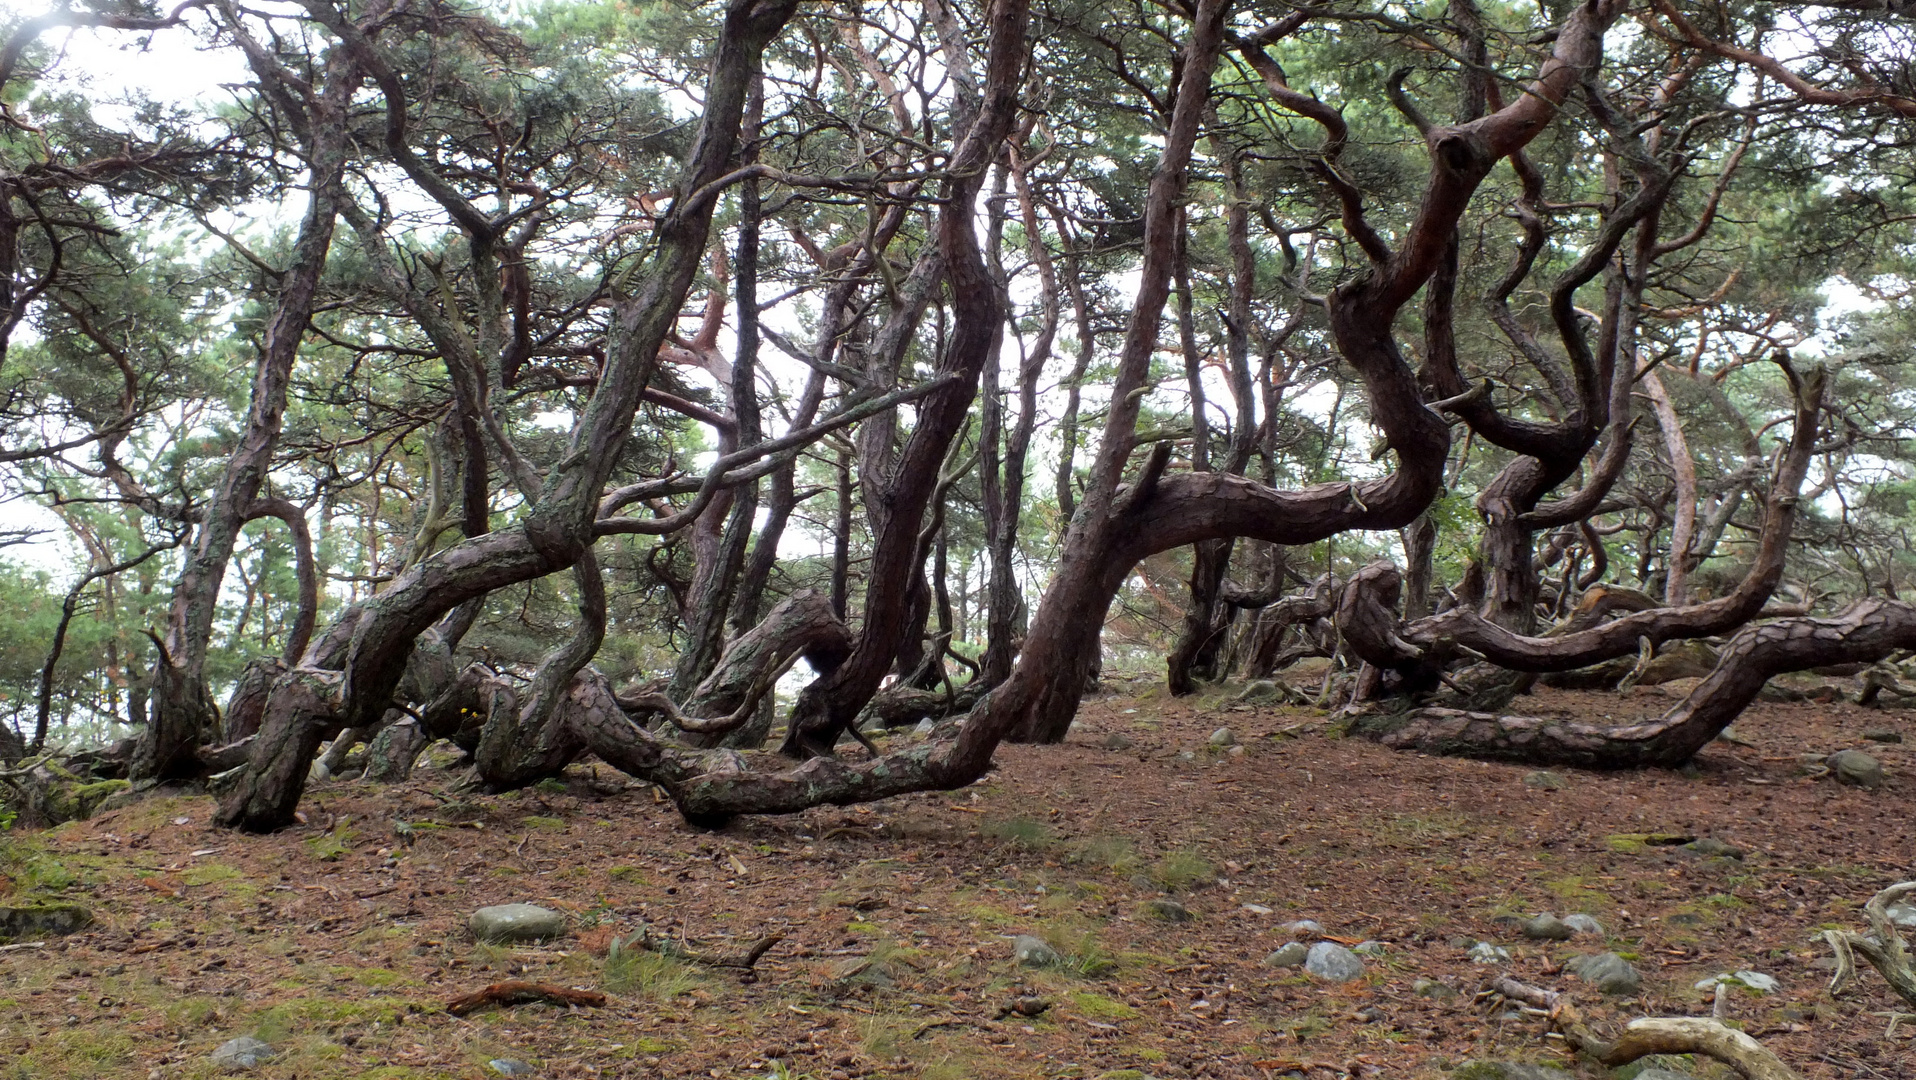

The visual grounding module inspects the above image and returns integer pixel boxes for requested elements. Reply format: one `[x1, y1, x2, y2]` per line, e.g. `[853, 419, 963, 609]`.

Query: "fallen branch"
[1489, 976, 1802, 1080]
[444, 980, 607, 1016]
[1825, 881, 1916, 1009]
[628, 928, 784, 969]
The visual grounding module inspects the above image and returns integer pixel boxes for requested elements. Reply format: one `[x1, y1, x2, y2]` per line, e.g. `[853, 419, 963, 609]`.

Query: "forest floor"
[0, 678, 1910, 1080]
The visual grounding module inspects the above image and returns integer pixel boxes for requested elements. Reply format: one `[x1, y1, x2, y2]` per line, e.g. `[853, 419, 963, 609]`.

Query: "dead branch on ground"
[1488, 976, 1802, 1080]
[1825, 881, 1916, 1009]
[444, 980, 607, 1016]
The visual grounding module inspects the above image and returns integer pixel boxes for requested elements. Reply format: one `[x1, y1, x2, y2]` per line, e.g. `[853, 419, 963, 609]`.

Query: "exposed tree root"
[1490, 977, 1802, 1080]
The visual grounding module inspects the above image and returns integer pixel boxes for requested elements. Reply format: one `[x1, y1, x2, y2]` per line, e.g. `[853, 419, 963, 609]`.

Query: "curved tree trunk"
[137, 36, 360, 782]
[1374, 597, 1916, 766]
[774, 0, 1032, 758]
[1390, 361, 1824, 675]
[214, 0, 801, 832]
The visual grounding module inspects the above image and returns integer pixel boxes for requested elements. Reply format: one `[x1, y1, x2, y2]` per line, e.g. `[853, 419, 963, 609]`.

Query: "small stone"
[488, 1060, 536, 1077]
[1887, 902, 1916, 928]
[1264, 942, 1309, 968]
[1176, 750, 1197, 762]
[1681, 837, 1745, 859]
[210, 1037, 274, 1071]
[1863, 728, 1903, 744]
[1522, 914, 1573, 941]
[1102, 733, 1135, 751]
[1413, 977, 1460, 1000]
[1826, 749, 1885, 789]
[1351, 940, 1387, 956]
[1011, 934, 1061, 967]
[1631, 1070, 1695, 1080]
[1696, 970, 1779, 994]
[1302, 941, 1365, 982]
[1566, 952, 1641, 995]
[1148, 899, 1193, 922]
[1280, 919, 1322, 938]
[469, 904, 567, 944]
[1241, 903, 1274, 916]
[1354, 1005, 1386, 1023]
[1522, 770, 1566, 790]
[911, 718, 936, 737]
[1562, 914, 1604, 936]
[1467, 941, 1511, 965]
[1208, 727, 1237, 747]
[1226, 744, 1246, 758]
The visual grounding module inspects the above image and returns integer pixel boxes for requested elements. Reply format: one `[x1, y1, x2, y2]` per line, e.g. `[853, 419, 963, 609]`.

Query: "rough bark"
[1393, 362, 1823, 675]
[137, 15, 361, 782]
[1376, 597, 1916, 766]
[775, 0, 1032, 758]
[679, 591, 852, 749]
[215, 0, 801, 832]
[979, 142, 1055, 688]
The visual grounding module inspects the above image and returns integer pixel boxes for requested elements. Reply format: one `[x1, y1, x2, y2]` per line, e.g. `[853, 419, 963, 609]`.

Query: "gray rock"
[1887, 902, 1916, 929]
[912, 718, 936, 738]
[1236, 680, 1282, 705]
[1682, 836, 1744, 859]
[469, 903, 567, 943]
[1451, 1063, 1573, 1080]
[1265, 942, 1309, 968]
[1226, 744, 1247, 758]
[1522, 914, 1573, 941]
[1562, 913, 1604, 936]
[1303, 941, 1365, 982]
[1695, 970, 1778, 994]
[488, 1061, 536, 1077]
[1565, 951, 1641, 995]
[1351, 940, 1388, 956]
[1863, 728, 1903, 744]
[211, 1037, 274, 1071]
[1208, 727, 1237, 747]
[1012, 934, 1061, 967]
[1522, 770, 1567, 790]
[1102, 732, 1135, 751]
[1148, 899, 1194, 922]
[0, 903, 93, 938]
[1412, 977, 1460, 1000]
[1631, 1070, 1695, 1080]
[1280, 919, 1322, 938]
[1176, 750, 1197, 762]
[1827, 749, 1885, 789]
[1241, 903, 1274, 916]
[1467, 941, 1511, 964]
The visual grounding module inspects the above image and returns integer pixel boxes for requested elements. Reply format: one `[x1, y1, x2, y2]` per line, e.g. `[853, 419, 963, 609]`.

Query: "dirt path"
[0, 684, 1909, 1079]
